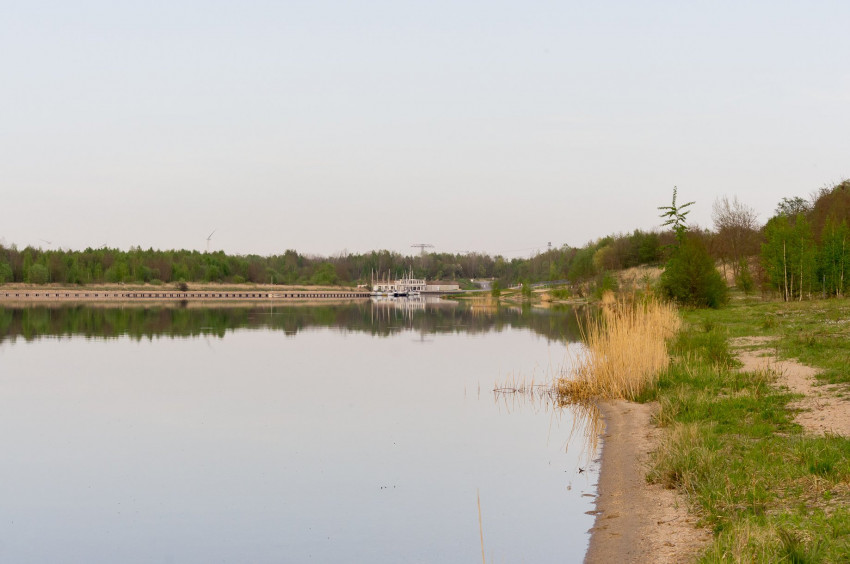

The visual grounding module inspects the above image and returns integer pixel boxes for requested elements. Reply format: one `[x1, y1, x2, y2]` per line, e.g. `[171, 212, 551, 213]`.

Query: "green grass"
[641, 292, 850, 562]
[682, 293, 850, 384]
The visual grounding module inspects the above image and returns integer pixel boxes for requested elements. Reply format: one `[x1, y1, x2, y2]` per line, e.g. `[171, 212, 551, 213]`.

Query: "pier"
[0, 290, 372, 301]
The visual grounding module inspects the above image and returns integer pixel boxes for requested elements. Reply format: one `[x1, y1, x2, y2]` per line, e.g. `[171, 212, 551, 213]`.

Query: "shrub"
[735, 259, 755, 294]
[549, 287, 571, 300]
[593, 271, 618, 299]
[660, 236, 728, 308]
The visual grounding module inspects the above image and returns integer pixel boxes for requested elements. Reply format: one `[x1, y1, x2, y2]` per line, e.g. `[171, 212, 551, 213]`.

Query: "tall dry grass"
[557, 295, 680, 401]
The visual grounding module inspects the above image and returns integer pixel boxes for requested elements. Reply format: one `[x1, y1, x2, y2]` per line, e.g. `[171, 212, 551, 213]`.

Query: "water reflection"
[492, 370, 604, 467]
[0, 300, 600, 562]
[0, 299, 585, 343]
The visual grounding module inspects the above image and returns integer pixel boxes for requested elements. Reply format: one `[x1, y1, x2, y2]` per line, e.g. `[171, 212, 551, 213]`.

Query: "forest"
[2, 179, 849, 298]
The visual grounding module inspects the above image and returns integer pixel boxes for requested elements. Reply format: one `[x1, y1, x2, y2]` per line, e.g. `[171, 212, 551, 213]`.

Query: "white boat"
[370, 268, 426, 297]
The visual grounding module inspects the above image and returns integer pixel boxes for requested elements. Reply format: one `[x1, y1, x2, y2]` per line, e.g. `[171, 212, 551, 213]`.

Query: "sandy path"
[585, 400, 710, 563]
[731, 337, 850, 436]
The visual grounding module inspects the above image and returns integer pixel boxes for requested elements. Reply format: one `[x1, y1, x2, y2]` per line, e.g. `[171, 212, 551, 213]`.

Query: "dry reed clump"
[557, 297, 680, 401]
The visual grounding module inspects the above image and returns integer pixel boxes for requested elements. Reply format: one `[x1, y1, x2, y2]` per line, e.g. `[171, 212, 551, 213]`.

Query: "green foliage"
[0, 262, 12, 283]
[548, 286, 570, 300]
[105, 261, 129, 283]
[658, 186, 695, 243]
[660, 236, 728, 308]
[734, 259, 755, 294]
[521, 282, 533, 298]
[567, 246, 596, 281]
[592, 271, 618, 299]
[775, 196, 812, 218]
[762, 214, 816, 300]
[309, 262, 338, 285]
[816, 217, 850, 297]
[27, 264, 49, 284]
[490, 280, 501, 298]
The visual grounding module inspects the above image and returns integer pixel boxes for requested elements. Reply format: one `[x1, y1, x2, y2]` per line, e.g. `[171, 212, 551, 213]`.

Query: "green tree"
[659, 236, 728, 308]
[658, 189, 727, 308]
[0, 261, 12, 283]
[775, 196, 811, 217]
[22, 250, 34, 283]
[567, 246, 596, 281]
[817, 218, 850, 297]
[658, 186, 695, 243]
[761, 214, 816, 301]
[310, 262, 338, 285]
[28, 264, 50, 284]
[734, 258, 755, 294]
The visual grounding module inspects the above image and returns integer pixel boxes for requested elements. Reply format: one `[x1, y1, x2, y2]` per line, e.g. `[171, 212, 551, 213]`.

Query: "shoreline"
[585, 400, 710, 563]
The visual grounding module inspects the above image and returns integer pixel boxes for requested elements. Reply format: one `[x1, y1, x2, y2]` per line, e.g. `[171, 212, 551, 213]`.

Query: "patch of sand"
[732, 340, 850, 436]
[585, 400, 711, 563]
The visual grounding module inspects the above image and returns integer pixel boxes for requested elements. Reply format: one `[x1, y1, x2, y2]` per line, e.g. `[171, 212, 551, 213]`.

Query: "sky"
[2, 0, 849, 258]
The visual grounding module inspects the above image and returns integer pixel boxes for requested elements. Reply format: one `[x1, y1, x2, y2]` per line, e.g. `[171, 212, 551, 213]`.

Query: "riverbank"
[589, 294, 850, 562]
[585, 401, 710, 563]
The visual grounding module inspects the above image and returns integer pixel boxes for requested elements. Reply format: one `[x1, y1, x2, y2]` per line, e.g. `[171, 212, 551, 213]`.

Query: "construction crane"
[411, 243, 434, 256]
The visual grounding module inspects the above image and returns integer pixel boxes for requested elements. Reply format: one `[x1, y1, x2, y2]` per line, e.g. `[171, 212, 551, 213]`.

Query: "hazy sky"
[2, 1, 849, 258]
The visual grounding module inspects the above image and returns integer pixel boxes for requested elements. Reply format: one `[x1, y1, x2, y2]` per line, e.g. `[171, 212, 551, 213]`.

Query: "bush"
[490, 280, 501, 298]
[593, 271, 619, 299]
[659, 236, 728, 308]
[549, 287, 571, 300]
[734, 259, 755, 294]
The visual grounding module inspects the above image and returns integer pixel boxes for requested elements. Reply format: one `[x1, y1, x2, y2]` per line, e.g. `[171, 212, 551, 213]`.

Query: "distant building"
[423, 281, 461, 293]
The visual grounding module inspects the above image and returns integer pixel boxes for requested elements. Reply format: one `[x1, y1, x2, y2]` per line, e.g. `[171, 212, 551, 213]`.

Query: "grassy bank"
[639, 294, 850, 561]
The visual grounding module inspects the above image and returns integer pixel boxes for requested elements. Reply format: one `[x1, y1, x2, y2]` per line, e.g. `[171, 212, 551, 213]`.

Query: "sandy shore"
[585, 400, 710, 563]
[733, 336, 850, 437]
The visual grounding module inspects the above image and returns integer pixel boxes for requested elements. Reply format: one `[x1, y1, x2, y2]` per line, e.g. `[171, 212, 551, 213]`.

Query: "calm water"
[0, 300, 599, 563]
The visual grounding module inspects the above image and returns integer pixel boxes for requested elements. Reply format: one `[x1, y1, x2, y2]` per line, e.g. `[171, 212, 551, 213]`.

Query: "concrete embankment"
[0, 289, 371, 301]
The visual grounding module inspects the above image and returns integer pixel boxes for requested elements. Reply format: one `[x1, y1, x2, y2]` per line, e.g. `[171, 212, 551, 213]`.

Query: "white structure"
[423, 282, 461, 293]
[371, 269, 425, 297]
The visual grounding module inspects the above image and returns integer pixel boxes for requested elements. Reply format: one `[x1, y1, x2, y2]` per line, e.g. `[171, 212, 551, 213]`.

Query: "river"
[0, 299, 599, 563]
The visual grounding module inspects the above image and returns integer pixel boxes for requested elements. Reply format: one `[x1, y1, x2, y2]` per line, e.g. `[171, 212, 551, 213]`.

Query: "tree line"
[666, 179, 850, 302]
[0, 231, 669, 288]
[2, 179, 848, 296]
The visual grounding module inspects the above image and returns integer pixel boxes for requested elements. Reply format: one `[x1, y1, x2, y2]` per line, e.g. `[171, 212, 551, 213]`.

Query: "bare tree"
[712, 196, 760, 278]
